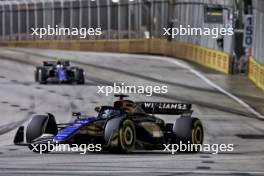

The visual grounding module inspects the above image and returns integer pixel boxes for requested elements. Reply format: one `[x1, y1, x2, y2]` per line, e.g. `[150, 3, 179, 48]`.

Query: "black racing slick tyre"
[173, 117, 204, 152]
[26, 115, 48, 143]
[115, 119, 136, 153]
[26, 114, 57, 143]
[34, 68, 39, 82]
[26, 114, 58, 153]
[75, 68, 85, 84]
[38, 67, 47, 84]
[191, 118, 204, 145]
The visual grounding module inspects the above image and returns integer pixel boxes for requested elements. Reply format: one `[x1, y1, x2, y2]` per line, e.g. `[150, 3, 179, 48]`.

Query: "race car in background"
[14, 95, 204, 153]
[34, 60, 85, 84]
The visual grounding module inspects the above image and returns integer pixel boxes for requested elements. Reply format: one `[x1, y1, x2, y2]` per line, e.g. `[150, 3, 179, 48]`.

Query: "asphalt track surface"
[0, 47, 263, 176]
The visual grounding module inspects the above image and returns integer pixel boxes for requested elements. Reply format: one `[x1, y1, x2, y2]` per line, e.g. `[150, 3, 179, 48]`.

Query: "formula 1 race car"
[34, 60, 85, 84]
[14, 95, 204, 153]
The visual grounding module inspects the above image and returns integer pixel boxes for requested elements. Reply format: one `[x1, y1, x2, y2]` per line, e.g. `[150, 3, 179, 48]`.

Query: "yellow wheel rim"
[123, 126, 133, 145]
[192, 126, 203, 144]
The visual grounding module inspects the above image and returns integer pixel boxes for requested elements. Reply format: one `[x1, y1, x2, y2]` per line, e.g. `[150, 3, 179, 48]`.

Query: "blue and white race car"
[14, 95, 204, 153]
[34, 60, 85, 84]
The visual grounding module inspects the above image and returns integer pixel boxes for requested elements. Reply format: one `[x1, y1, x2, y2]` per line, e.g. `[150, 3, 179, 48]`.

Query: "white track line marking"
[147, 56, 264, 119]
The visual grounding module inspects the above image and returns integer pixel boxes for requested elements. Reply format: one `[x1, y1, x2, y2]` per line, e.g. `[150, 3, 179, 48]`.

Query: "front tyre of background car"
[34, 68, 39, 82]
[38, 68, 47, 84]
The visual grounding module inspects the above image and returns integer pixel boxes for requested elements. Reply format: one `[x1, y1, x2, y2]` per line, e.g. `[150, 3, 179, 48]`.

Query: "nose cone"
[53, 117, 97, 141]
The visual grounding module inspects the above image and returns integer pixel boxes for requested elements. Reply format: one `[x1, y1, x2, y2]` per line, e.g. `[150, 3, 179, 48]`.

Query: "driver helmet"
[56, 59, 63, 68]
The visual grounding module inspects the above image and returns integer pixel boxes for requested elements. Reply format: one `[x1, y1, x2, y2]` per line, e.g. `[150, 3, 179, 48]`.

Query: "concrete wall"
[0, 39, 230, 74]
[171, 0, 235, 54]
[252, 0, 264, 65]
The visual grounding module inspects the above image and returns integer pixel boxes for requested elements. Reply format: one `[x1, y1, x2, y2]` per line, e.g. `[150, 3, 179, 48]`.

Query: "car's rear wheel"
[75, 68, 85, 84]
[173, 117, 204, 152]
[191, 118, 203, 145]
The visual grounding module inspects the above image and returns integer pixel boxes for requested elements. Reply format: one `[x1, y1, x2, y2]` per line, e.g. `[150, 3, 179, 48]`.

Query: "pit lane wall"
[0, 39, 230, 74]
[249, 58, 264, 91]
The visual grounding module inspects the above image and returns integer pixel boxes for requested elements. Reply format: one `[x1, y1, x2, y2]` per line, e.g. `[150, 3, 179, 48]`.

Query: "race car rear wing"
[43, 60, 70, 66]
[136, 102, 192, 115]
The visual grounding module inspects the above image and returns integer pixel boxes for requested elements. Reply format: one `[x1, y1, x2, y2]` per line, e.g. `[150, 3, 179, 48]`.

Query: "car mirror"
[72, 112, 81, 119]
[95, 106, 101, 112]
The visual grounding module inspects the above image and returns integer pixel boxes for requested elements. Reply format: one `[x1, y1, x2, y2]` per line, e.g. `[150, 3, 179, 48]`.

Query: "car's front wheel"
[34, 68, 39, 82]
[112, 119, 136, 153]
[26, 114, 58, 153]
[38, 68, 47, 84]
